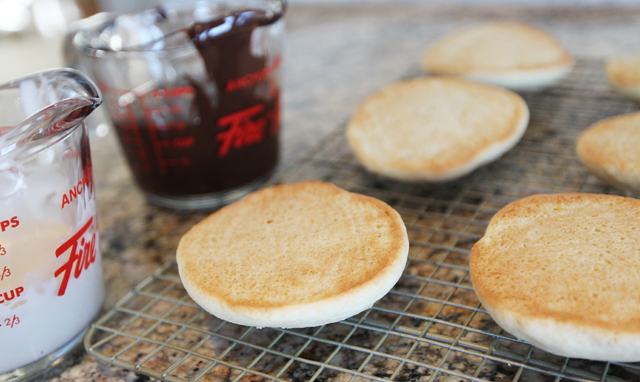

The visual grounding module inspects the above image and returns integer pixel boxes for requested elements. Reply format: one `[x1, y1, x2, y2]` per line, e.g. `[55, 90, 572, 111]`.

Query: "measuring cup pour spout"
[0, 69, 101, 170]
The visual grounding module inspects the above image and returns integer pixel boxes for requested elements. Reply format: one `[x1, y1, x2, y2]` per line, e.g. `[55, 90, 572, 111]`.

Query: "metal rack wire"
[85, 58, 640, 382]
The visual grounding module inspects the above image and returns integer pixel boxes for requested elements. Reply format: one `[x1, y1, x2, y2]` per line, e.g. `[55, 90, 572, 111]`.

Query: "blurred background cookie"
[577, 111, 640, 195]
[346, 76, 529, 182]
[471, 193, 640, 362]
[422, 21, 574, 91]
[605, 57, 640, 103]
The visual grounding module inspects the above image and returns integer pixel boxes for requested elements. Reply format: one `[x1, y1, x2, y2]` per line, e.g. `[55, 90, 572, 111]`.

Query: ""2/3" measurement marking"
[0, 245, 5, 256]
[1, 315, 20, 328]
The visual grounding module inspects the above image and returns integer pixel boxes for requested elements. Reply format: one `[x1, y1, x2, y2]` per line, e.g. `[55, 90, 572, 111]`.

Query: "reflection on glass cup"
[0, 69, 104, 381]
[70, 0, 286, 210]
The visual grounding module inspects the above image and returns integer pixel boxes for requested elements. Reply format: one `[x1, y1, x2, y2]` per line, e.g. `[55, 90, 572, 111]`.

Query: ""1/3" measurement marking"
[1, 315, 20, 328]
[0, 266, 9, 280]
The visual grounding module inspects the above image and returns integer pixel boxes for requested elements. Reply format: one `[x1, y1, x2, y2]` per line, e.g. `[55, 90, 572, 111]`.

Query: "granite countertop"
[19, 3, 640, 381]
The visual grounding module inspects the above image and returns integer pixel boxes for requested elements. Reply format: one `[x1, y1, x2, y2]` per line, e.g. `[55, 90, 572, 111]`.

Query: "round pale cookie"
[605, 57, 640, 103]
[470, 193, 640, 362]
[422, 21, 574, 91]
[577, 111, 640, 195]
[177, 181, 409, 328]
[346, 76, 529, 182]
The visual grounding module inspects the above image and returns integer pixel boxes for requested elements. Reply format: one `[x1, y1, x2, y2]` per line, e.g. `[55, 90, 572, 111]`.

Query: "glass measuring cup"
[70, 0, 285, 210]
[0, 69, 104, 381]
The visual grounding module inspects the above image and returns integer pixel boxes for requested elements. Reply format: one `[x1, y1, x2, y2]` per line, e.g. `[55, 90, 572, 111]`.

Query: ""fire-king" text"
[54, 216, 97, 296]
[215, 98, 279, 158]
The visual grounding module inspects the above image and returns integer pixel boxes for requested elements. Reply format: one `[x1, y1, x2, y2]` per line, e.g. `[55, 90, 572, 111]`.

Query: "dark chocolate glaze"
[113, 9, 281, 197]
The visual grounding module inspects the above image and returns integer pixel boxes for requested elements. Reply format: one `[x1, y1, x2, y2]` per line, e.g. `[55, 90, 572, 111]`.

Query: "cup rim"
[72, 0, 286, 57]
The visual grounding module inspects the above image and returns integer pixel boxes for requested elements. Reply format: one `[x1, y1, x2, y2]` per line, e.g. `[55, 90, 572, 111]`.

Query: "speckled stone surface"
[29, 3, 640, 381]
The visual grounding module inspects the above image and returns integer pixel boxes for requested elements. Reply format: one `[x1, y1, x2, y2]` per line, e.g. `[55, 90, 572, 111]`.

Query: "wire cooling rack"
[85, 58, 640, 382]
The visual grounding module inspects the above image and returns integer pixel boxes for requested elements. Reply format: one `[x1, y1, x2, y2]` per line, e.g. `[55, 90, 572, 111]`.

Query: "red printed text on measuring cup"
[224, 56, 281, 93]
[0, 216, 19, 232]
[216, 104, 267, 158]
[0, 286, 24, 303]
[61, 163, 94, 209]
[54, 216, 98, 296]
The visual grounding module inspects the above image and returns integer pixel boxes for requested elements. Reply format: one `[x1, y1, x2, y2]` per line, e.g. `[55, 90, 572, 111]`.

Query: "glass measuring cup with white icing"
[0, 69, 104, 381]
